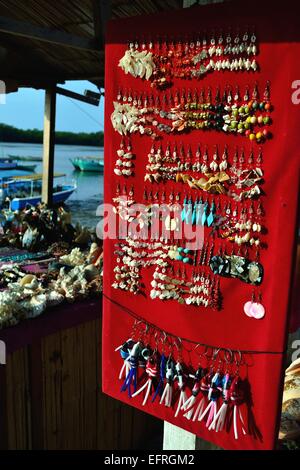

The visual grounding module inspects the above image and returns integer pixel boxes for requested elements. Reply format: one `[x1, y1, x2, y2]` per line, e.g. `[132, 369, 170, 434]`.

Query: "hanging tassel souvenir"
[115, 338, 135, 380]
[181, 367, 206, 420]
[174, 362, 187, 418]
[198, 371, 223, 427]
[132, 351, 159, 405]
[208, 372, 232, 432]
[152, 353, 167, 402]
[230, 375, 248, 439]
[160, 357, 175, 407]
[121, 341, 142, 397]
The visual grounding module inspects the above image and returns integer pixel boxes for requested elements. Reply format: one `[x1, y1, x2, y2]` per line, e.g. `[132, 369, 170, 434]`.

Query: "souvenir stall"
[102, 0, 300, 451]
[0, 204, 103, 449]
[0, 204, 163, 450]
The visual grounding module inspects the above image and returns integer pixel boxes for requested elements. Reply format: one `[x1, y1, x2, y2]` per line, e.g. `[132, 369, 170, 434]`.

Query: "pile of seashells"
[279, 358, 300, 444]
[0, 243, 103, 329]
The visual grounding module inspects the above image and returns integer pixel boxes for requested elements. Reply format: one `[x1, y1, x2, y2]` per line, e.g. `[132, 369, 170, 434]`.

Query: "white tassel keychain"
[115, 339, 134, 380]
[181, 368, 205, 420]
[160, 358, 175, 407]
[174, 362, 187, 417]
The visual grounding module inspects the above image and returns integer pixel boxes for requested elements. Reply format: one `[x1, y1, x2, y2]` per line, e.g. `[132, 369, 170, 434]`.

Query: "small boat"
[0, 174, 75, 210]
[15, 164, 37, 172]
[71, 157, 104, 173]
[8, 155, 43, 162]
[0, 160, 17, 170]
[0, 159, 36, 172]
[9, 184, 76, 211]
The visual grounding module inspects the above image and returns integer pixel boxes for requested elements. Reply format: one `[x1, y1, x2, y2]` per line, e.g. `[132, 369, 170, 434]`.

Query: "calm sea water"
[0, 142, 104, 228]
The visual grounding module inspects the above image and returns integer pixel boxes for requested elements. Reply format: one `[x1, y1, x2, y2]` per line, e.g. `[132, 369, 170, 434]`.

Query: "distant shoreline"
[0, 123, 104, 147]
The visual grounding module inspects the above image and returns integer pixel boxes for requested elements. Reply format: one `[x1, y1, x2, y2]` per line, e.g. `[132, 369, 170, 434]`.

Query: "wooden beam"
[42, 88, 56, 206]
[0, 15, 100, 51]
[56, 86, 100, 106]
[93, 0, 112, 46]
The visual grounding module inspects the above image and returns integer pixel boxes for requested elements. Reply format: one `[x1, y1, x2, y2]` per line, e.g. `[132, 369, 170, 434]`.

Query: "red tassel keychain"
[180, 367, 206, 420]
[132, 350, 159, 405]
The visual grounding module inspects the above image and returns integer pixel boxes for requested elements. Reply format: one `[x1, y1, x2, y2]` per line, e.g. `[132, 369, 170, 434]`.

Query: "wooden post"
[163, 422, 196, 450]
[42, 88, 56, 206]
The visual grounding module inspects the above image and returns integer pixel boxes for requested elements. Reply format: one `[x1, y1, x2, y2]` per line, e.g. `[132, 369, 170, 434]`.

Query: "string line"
[102, 293, 286, 356]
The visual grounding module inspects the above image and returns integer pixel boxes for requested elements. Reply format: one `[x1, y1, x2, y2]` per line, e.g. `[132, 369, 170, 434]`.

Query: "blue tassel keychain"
[121, 342, 141, 397]
[152, 353, 166, 402]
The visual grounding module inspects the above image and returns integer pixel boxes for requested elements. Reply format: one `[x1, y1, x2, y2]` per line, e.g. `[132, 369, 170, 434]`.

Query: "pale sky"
[0, 81, 104, 133]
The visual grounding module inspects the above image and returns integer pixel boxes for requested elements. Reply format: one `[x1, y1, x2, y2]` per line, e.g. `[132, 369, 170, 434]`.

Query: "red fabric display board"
[102, 0, 300, 450]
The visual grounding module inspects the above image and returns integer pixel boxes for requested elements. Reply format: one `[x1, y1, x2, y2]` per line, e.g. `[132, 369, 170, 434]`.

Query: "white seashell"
[252, 223, 258, 232]
[210, 161, 218, 172]
[122, 169, 132, 176]
[123, 153, 133, 161]
[150, 290, 157, 299]
[22, 294, 47, 319]
[117, 149, 124, 157]
[219, 161, 228, 171]
[251, 60, 258, 71]
[46, 291, 64, 308]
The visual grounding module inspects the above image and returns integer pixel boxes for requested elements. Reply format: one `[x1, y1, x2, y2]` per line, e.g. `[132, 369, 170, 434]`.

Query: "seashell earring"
[244, 291, 265, 319]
